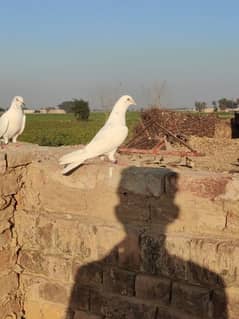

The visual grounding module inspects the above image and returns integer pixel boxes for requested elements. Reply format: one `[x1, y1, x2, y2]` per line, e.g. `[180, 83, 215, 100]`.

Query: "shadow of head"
[108, 166, 180, 273]
[115, 166, 179, 230]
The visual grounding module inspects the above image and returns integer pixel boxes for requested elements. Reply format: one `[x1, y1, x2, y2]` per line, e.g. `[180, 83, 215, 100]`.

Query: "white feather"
[0, 115, 9, 138]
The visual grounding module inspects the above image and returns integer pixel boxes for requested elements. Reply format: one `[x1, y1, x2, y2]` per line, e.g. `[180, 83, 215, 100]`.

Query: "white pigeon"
[0, 96, 26, 144]
[59, 95, 136, 174]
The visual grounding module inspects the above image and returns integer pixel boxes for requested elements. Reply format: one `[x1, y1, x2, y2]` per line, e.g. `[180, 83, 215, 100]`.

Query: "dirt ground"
[188, 136, 239, 172]
[124, 109, 239, 173]
[2, 137, 239, 174]
[120, 136, 239, 173]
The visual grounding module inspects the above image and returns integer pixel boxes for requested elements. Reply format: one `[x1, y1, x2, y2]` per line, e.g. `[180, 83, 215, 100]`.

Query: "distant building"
[37, 107, 66, 114]
[47, 108, 66, 114]
[175, 107, 195, 112]
[224, 107, 239, 113]
[24, 109, 35, 114]
[39, 108, 48, 114]
[202, 107, 214, 113]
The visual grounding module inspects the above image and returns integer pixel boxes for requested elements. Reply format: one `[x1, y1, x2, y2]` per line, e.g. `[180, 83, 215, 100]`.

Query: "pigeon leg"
[12, 135, 18, 143]
[107, 149, 117, 164]
[12, 135, 22, 147]
[3, 137, 8, 145]
[0, 138, 8, 149]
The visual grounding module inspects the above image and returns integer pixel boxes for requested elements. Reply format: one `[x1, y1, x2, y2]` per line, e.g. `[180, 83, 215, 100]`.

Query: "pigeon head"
[11, 96, 25, 109]
[119, 95, 136, 108]
[106, 95, 137, 124]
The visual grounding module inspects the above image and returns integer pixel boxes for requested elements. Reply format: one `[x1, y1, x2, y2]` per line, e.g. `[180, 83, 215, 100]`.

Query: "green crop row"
[19, 112, 140, 146]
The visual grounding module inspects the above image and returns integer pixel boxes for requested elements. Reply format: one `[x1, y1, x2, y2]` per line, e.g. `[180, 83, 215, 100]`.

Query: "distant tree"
[58, 101, 75, 113]
[212, 101, 218, 112]
[194, 101, 200, 111]
[218, 98, 227, 111]
[58, 99, 90, 119]
[229, 99, 237, 109]
[195, 101, 207, 112]
[231, 100, 238, 109]
[72, 99, 90, 121]
[212, 101, 217, 107]
[45, 107, 56, 112]
[218, 98, 237, 110]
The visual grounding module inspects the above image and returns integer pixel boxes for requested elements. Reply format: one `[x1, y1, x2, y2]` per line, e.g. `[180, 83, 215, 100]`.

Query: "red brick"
[103, 267, 135, 296]
[90, 290, 156, 318]
[19, 250, 48, 276]
[171, 282, 210, 317]
[170, 172, 230, 199]
[72, 262, 103, 289]
[135, 274, 170, 303]
[74, 310, 103, 319]
[39, 282, 68, 304]
[212, 289, 228, 319]
[117, 232, 140, 270]
[68, 285, 90, 312]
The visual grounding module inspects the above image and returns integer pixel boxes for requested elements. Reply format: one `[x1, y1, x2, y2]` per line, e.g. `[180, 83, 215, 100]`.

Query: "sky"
[0, 0, 238, 109]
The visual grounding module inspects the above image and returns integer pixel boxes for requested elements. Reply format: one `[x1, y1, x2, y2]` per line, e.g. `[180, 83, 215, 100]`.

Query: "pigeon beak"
[22, 101, 25, 106]
[131, 98, 136, 106]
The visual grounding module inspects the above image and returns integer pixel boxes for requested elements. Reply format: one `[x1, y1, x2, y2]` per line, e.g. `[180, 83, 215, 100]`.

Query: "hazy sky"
[0, 0, 238, 109]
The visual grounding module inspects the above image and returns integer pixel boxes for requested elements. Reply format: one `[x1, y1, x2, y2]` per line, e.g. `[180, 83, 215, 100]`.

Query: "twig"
[125, 119, 155, 147]
[119, 147, 204, 157]
[153, 122, 197, 152]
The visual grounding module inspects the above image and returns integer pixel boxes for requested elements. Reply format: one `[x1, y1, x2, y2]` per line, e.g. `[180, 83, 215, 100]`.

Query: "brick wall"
[1, 146, 239, 319]
[0, 151, 27, 319]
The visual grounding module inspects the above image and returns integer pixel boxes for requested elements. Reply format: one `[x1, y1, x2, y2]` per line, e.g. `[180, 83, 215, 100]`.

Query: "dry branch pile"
[127, 108, 229, 150]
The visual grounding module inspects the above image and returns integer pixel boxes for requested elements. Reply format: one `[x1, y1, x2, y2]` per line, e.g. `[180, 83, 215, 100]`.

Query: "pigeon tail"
[59, 148, 89, 174]
[61, 161, 85, 175]
[59, 148, 86, 165]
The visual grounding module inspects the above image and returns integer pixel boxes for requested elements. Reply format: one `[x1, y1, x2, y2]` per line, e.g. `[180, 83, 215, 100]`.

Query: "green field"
[20, 112, 140, 146]
[18, 110, 234, 146]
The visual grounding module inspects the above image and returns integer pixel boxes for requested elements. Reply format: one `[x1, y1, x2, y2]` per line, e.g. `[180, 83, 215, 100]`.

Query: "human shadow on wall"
[65, 167, 228, 319]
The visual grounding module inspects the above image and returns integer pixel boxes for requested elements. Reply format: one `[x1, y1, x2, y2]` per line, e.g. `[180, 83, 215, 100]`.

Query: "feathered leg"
[106, 149, 117, 163]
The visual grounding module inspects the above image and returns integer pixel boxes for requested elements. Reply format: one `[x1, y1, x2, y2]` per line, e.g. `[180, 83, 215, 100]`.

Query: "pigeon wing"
[86, 124, 128, 155]
[0, 114, 9, 138]
[60, 125, 128, 165]
[19, 114, 26, 135]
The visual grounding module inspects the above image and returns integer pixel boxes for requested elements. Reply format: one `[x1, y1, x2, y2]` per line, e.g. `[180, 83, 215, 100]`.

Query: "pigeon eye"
[127, 98, 130, 101]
